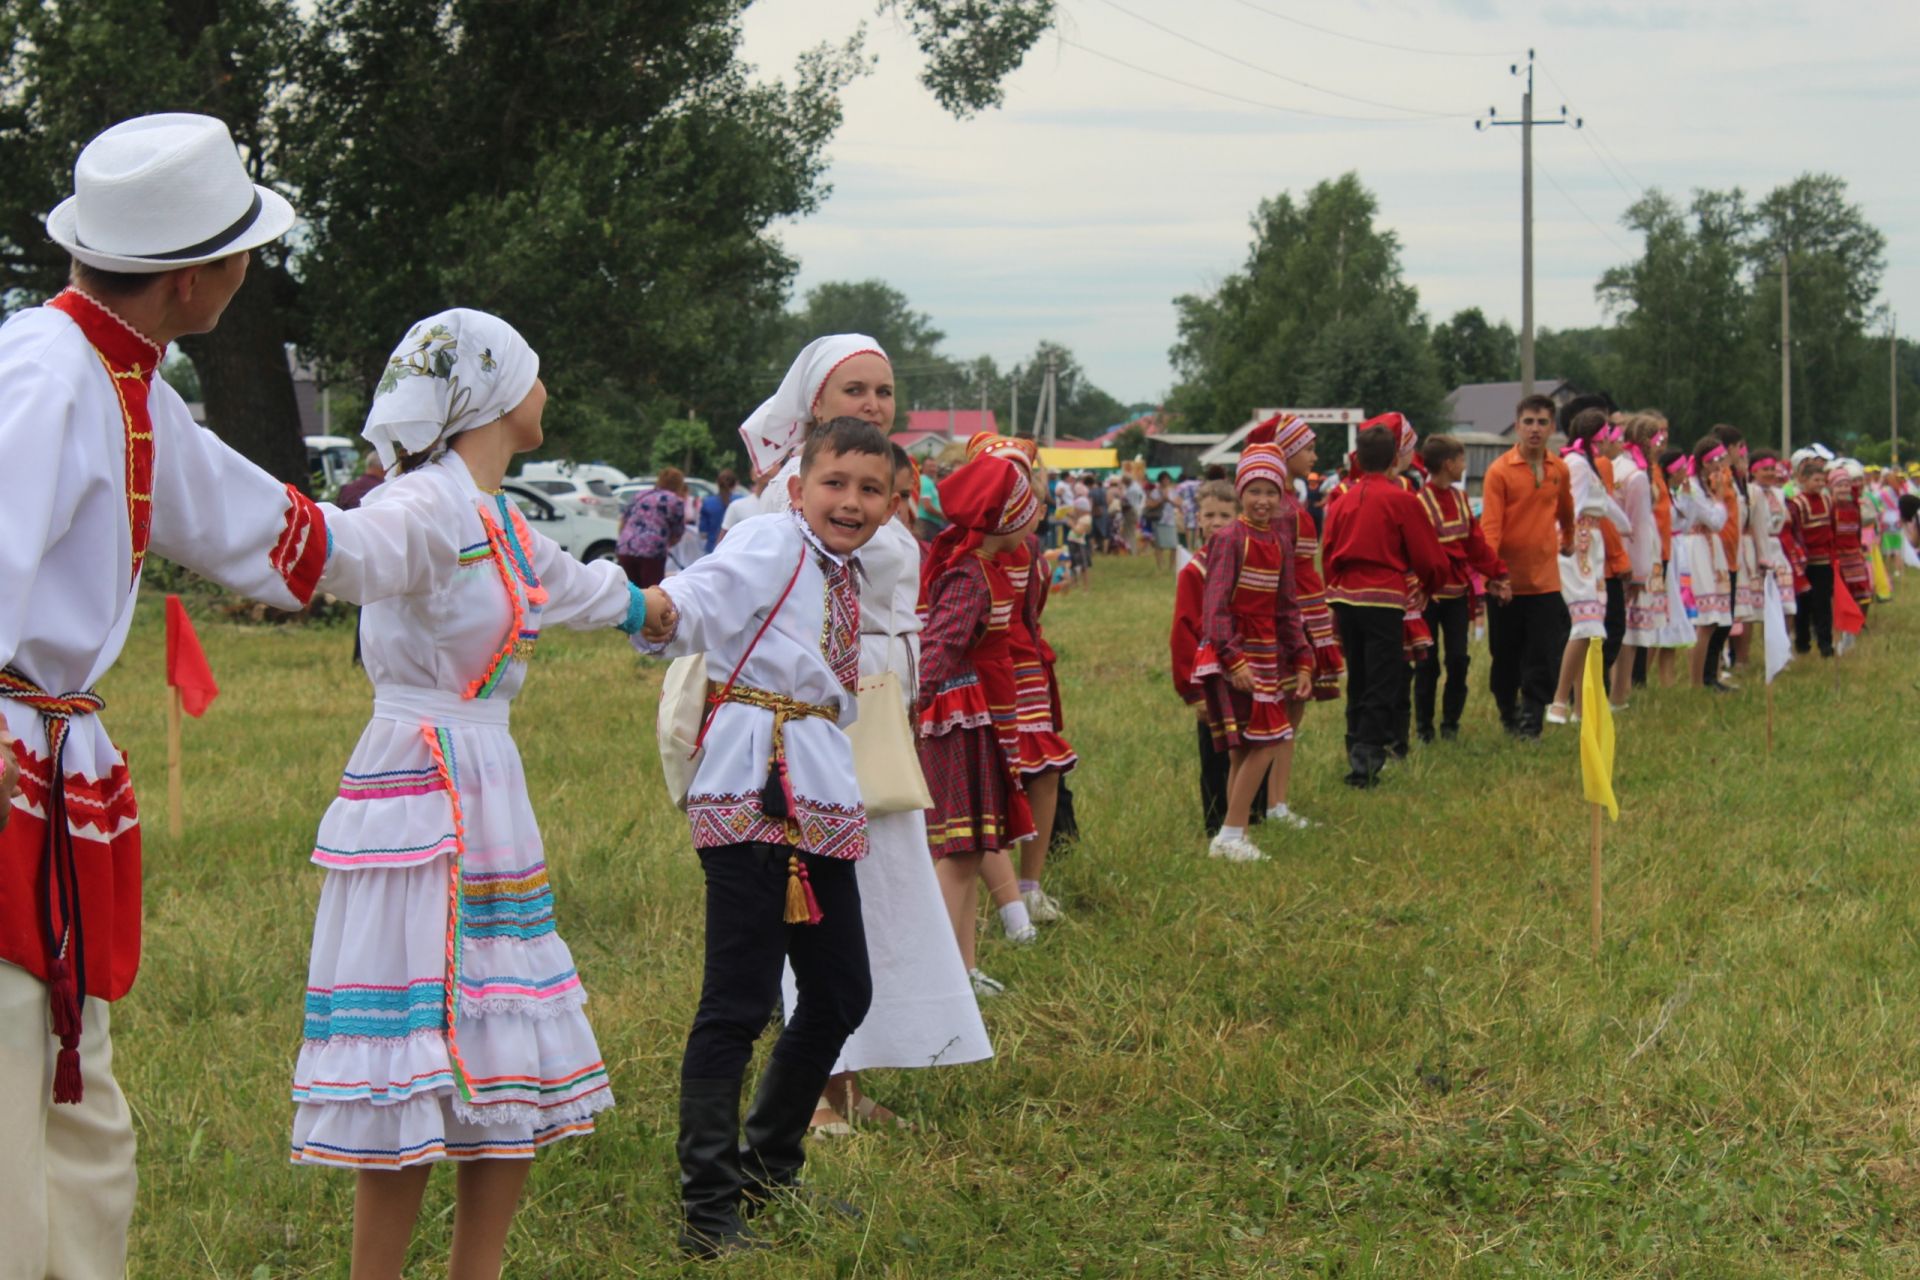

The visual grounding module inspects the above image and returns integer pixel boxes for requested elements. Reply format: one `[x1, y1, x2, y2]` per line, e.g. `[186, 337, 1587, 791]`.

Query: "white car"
[500, 482, 621, 564]
[521, 460, 629, 489]
[517, 475, 619, 516]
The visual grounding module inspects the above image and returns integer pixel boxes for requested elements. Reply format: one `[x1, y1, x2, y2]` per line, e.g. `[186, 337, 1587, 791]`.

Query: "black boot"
[741, 1056, 860, 1220]
[677, 1078, 763, 1259]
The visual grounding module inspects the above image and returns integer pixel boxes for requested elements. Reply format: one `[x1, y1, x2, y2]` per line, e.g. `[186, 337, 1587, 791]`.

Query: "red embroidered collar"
[48, 288, 165, 378]
[47, 288, 160, 586]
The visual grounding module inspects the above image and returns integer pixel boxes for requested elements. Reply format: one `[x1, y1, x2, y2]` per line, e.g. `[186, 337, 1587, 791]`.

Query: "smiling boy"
[638, 416, 896, 1258]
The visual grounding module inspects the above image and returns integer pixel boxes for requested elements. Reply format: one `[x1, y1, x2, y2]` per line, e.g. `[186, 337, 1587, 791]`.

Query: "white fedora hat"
[45, 113, 296, 273]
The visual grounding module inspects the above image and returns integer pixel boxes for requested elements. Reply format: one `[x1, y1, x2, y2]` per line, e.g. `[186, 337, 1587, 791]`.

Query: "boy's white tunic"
[291, 453, 635, 1167]
[757, 466, 990, 1073]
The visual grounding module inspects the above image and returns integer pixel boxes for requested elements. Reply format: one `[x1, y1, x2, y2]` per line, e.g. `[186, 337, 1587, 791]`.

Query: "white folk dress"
[1753, 485, 1797, 615]
[1676, 480, 1731, 629]
[290, 453, 640, 1169]
[779, 516, 991, 1073]
[1558, 452, 1614, 641]
[1615, 453, 1668, 647]
[1732, 486, 1763, 623]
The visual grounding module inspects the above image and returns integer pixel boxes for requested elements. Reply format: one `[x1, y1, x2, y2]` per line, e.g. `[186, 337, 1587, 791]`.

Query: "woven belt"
[717, 683, 836, 924]
[1, 666, 105, 1104]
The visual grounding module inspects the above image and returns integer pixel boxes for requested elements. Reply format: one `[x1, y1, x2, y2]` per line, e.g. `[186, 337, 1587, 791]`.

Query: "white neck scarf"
[737, 333, 888, 479]
[362, 308, 539, 470]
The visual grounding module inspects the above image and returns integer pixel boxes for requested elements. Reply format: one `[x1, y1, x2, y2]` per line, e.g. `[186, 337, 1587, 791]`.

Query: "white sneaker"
[968, 968, 1005, 998]
[1022, 888, 1064, 923]
[1266, 806, 1315, 830]
[1003, 921, 1039, 945]
[1545, 703, 1572, 725]
[1208, 834, 1268, 863]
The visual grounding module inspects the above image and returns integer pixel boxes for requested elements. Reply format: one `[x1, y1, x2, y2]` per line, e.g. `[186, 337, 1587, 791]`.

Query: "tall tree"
[0, 0, 312, 483]
[0, 0, 1055, 482]
[1430, 307, 1517, 389]
[1597, 189, 1762, 439]
[781, 279, 947, 363]
[1168, 173, 1446, 437]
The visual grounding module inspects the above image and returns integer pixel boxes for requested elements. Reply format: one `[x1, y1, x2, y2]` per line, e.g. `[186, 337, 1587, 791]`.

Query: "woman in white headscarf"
[746, 336, 994, 1134]
[289, 310, 654, 1275]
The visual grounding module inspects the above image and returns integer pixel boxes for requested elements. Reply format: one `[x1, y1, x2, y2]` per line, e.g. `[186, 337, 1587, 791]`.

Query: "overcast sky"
[739, 0, 1918, 410]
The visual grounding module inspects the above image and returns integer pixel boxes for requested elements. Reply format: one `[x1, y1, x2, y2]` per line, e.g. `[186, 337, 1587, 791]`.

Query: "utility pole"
[1478, 50, 1579, 397]
[1780, 251, 1791, 456]
[1011, 367, 1020, 441]
[1892, 313, 1900, 467]
[1039, 351, 1059, 446]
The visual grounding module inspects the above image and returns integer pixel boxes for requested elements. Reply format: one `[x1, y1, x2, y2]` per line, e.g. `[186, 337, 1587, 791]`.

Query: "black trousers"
[1795, 562, 1835, 656]
[1196, 718, 1267, 835]
[1600, 575, 1627, 691]
[1487, 591, 1570, 734]
[1414, 595, 1471, 735]
[681, 843, 871, 1085]
[1334, 604, 1406, 757]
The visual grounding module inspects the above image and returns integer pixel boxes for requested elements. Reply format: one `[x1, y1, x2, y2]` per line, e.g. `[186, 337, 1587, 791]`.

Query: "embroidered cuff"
[616, 582, 648, 635]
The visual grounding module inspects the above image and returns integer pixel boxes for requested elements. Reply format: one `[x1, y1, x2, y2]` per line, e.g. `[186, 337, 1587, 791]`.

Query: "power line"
[1222, 0, 1514, 58]
[1539, 63, 1653, 198]
[1053, 35, 1455, 124]
[1537, 158, 1632, 256]
[1090, 0, 1470, 119]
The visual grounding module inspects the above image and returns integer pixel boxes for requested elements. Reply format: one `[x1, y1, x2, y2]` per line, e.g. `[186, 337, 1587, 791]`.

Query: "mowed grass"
[104, 551, 1920, 1277]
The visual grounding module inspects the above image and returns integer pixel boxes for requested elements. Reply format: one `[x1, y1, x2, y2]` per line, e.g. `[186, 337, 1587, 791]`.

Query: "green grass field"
[103, 552, 1920, 1277]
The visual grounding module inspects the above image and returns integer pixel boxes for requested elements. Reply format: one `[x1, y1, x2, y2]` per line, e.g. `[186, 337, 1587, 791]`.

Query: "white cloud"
[741, 0, 1920, 406]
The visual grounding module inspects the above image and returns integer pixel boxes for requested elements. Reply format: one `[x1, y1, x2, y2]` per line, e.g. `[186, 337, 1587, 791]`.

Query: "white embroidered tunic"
[647, 509, 868, 860]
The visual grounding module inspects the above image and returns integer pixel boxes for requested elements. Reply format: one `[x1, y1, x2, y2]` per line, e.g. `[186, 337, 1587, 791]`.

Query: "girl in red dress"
[917, 455, 1042, 994]
[963, 433, 1077, 934]
[1194, 419, 1315, 863]
[1262, 413, 1341, 830]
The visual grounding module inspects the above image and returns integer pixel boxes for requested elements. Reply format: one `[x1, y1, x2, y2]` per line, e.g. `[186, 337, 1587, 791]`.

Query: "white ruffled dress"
[290, 454, 641, 1168]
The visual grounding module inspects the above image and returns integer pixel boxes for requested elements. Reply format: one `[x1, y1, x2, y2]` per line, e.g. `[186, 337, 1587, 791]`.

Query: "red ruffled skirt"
[1299, 597, 1345, 701]
[919, 674, 1034, 858]
[1195, 620, 1293, 750]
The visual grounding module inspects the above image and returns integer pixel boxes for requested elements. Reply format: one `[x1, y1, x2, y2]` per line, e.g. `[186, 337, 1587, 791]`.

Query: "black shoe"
[677, 1079, 765, 1259]
[741, 1056, 862, 1222]
[1416, 726, 1435, 745]
[1439, 725, 1459, 741]
[1704, 680, 1737, 694]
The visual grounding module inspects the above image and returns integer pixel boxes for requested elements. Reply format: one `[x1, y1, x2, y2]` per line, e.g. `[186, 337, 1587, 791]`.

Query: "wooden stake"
[167, 686, 183, 840]
[1589, 803, 1603, 957]
[1765, 673, 1775, 756]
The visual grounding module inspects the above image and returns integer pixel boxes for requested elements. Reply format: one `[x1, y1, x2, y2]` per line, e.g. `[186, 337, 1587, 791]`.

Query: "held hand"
[1226, 666, 1255, 693]
[1490, 578, 1513, 604]
[640, 587, 677, 641]
[1649, 564, 1666, 593]
[0, 724, 18, 833]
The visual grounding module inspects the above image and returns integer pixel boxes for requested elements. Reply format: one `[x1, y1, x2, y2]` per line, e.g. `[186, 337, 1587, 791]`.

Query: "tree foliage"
[1167, 173, 1446, 438]
[1597, 174, 1887, 447]
[1430, 307, 1517, 389]
[0, 0, 1054, 482]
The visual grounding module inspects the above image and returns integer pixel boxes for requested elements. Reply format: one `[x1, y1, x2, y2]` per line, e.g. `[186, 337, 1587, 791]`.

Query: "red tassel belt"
[716, 684, 836, 924]
[0, 667, 105, 1105]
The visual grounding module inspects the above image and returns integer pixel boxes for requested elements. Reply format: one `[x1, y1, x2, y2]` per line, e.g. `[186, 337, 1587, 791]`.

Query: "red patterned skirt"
[1837, 548, 1872, 605]
[1011, 657, 1077, 775]
[1299, 597, 1345, 702]
[920, 721, 1034, 858]
[1195, 618, 1292, 750]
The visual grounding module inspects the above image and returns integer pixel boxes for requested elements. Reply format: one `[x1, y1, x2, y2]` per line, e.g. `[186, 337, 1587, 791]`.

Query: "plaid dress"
[918, 554, 1034, 858]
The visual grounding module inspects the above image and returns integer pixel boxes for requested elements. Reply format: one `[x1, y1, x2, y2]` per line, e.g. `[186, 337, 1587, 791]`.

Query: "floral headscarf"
[361, 308, 538, 470]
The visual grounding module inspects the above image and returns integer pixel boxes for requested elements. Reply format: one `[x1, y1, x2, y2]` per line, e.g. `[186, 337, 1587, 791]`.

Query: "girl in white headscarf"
[289, 310, 654, 1276]
[747, 337, 993, 1136]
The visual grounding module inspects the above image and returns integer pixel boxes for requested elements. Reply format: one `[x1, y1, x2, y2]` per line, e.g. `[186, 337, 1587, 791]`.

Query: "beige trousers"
[0, 962, 136, 1280]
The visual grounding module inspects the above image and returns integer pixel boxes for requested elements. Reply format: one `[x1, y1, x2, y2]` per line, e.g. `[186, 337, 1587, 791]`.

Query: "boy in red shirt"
[1413, 435, 1510, 742]
[1322, 424, 1448, 787]
[1170, 481, 1263, 838]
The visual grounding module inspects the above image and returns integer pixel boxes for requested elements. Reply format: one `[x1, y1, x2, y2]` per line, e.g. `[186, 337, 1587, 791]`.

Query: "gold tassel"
[784, 855, 809, 924]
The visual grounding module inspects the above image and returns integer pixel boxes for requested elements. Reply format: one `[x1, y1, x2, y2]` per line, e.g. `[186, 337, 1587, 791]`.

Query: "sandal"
[809, 1097, 852, 1137]
[849, 1094, 915, 1131]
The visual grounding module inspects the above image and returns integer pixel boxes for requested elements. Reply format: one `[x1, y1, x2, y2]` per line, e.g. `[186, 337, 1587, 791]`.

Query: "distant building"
[903, 408, 998, 440]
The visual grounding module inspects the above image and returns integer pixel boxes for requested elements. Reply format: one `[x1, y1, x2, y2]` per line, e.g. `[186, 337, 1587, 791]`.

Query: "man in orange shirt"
[1479, 393, 1576, 739]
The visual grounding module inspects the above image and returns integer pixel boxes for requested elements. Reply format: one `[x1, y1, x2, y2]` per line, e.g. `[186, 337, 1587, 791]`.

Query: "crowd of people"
[6, 113, 1920, 1279]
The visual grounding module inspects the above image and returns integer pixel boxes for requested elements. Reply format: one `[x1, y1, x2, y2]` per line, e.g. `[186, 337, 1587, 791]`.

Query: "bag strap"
[690, 542, 809, 755]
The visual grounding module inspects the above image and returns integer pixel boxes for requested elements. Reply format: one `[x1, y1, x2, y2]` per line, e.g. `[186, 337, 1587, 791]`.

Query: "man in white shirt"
[0, 113, 339, 1277]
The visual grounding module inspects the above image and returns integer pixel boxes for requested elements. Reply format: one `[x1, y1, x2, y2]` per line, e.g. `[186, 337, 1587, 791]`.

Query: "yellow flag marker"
[1578, 641, 1617, 955]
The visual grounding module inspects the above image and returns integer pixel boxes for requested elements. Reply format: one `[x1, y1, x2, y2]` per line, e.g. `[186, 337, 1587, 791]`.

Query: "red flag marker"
[164, 595, 219, 717]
